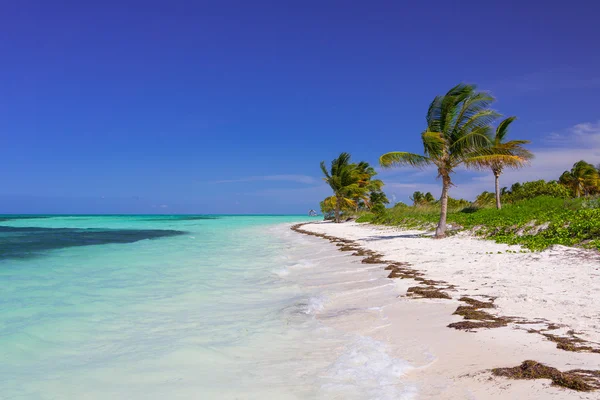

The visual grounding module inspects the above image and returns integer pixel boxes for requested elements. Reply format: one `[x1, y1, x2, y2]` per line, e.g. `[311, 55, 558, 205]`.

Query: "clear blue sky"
[2, 1, 600, 213]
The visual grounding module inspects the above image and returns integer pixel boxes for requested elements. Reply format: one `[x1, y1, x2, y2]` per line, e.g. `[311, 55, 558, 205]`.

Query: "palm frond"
[320, 161, 330, 179]
[464, 153, 530, 171]
[452, 92, 497, 137]
[342, 197, 357, 208]
[379, 152, 432, 168]
[458, 109, 501, 138]
[495, 116, 517, 143]
[426, 95, 443, 132]
[450, 127, 493, 157]
[501, 139, 531, 146]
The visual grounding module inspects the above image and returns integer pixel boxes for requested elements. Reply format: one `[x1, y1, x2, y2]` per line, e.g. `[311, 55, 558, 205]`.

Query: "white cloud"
[213, 174, 319, 185]
[545, 121, 600, 148]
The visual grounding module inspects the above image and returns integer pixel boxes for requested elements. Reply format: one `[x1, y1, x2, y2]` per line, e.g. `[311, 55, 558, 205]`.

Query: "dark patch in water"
[0, 226, 186, 260]
[0, 216, 51, 222]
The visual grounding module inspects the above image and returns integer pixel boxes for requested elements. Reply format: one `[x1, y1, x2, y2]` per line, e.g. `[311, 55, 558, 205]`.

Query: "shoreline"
[291, 221, 600, 399]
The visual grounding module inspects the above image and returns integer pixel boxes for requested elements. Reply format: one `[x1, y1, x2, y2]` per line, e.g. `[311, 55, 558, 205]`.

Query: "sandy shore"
[294, 221, 600, 399]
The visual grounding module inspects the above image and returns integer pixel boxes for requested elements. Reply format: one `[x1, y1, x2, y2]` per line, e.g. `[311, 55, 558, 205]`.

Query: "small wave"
[305, 296, 326, 314]
[272, 268, 290, 277]
[272, 259, 316, 278]
[319, 336, 416, 399]
[278, 296, 327, 321]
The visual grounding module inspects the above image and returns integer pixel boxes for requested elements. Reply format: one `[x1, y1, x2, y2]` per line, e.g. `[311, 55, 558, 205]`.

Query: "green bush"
[474, 191, 495, 207]
[366, 195, 600, 251]
[502, 180, 571, 203]
[370, 203, 386, 215]
[356, 213, 375, 223]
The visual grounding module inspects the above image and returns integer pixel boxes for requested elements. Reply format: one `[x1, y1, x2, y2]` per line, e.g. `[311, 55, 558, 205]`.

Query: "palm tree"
[369, 191, 389, 207]
[353, 161, 384, 211]
[410, 191, 425, 206]
[478, 117, 533, 209]
[380, 83, 504, 238]
[424, 192, 435, 204]
[559, 160, 600, 197]
[320, 152, 365, 223]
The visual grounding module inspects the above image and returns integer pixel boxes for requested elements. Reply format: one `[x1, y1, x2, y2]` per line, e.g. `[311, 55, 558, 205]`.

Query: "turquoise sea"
[0, 215, 414, 400]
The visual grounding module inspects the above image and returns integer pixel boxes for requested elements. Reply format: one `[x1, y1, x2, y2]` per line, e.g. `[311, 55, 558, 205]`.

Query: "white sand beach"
[293, 221, 600, 399]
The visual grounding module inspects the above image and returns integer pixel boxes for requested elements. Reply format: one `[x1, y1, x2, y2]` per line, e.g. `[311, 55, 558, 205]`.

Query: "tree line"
[319, 83, 599, 237]
[319, 153, 388, 223]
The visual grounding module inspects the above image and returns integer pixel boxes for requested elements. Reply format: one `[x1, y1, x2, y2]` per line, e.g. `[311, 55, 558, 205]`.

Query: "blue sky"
[2, 1, 600, 214]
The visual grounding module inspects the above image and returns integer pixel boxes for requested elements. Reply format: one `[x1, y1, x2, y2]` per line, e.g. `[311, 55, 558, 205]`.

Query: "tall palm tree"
[475, 117, 533, 209]
[559, 160, 600, 197]
[320, 152, 365, 223]
[380, 83, 505, 238]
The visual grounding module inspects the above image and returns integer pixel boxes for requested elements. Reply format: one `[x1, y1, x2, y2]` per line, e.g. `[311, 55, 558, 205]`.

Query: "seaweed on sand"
[492, 360, 599, 391]
[406, 286, 452, 299]
[448, 298, 512, 330]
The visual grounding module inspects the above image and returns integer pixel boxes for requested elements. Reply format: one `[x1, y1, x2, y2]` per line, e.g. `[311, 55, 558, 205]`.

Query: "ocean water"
[0, 215, 415, 399]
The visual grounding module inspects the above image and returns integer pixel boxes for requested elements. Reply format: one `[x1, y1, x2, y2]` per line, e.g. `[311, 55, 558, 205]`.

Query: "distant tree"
[369, 190, 389, 209]
[469, 117, 533, 209]
[446, 196, 471, 209]
[392, 201, 409, 209]
[474, 191, 495, 207]
[410, 191, 425, 206]
[319, 199, 335, 221]
[320, 154, 386, 222]
[380, 83, 504, 238]
[424, 192, 435, 203]
[320, 153, 366, 223]
[559, 160, 600, 197]
[353, 161, 385, 212]
[502, 180, 571, 203]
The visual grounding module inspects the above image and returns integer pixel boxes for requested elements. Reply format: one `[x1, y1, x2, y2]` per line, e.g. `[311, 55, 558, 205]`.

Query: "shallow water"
[0, 215, 415, 399]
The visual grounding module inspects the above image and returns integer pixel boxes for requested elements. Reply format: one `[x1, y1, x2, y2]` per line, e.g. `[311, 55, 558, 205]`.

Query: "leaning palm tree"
[320, 152, 365, 223]
[559, 160, 600, 197]
[380, 83, 507, 238]
[475, 117, 533, 209]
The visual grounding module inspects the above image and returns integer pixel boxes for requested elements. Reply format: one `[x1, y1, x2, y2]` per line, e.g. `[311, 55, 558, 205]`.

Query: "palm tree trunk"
[334, 195, 341, 223]
[435, 176, 450, 238]
[494, 172, 502, 210]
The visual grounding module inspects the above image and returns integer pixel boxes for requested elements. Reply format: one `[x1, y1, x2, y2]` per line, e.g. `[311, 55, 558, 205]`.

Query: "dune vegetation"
[358, 183, 600, 251]
[319, 83, 600, 251]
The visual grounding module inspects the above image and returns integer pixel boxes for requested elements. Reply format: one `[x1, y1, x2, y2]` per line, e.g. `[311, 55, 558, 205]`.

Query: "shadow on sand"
[359, 233, 428, 241]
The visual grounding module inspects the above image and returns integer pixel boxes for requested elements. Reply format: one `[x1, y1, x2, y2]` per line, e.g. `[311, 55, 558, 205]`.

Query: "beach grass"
[358, 196, 600, 251]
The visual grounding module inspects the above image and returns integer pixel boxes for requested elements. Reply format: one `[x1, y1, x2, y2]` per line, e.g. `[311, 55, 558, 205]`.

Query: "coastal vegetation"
[479, 117, 533, 209]
[317, 82, 598, 251]
[319, 152, 388, 223]
[559, 160, 600, 197]
[379, 83, 531, 238]
[356, 162, 600, 251]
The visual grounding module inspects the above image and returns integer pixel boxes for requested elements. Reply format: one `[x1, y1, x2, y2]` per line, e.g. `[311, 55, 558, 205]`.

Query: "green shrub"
[356, 213, 375, 223]
[367, 195, 600, 251]
[370, 203, 386, 215]
[502, 180, 571, 203]
[474, 191, 495, 207]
